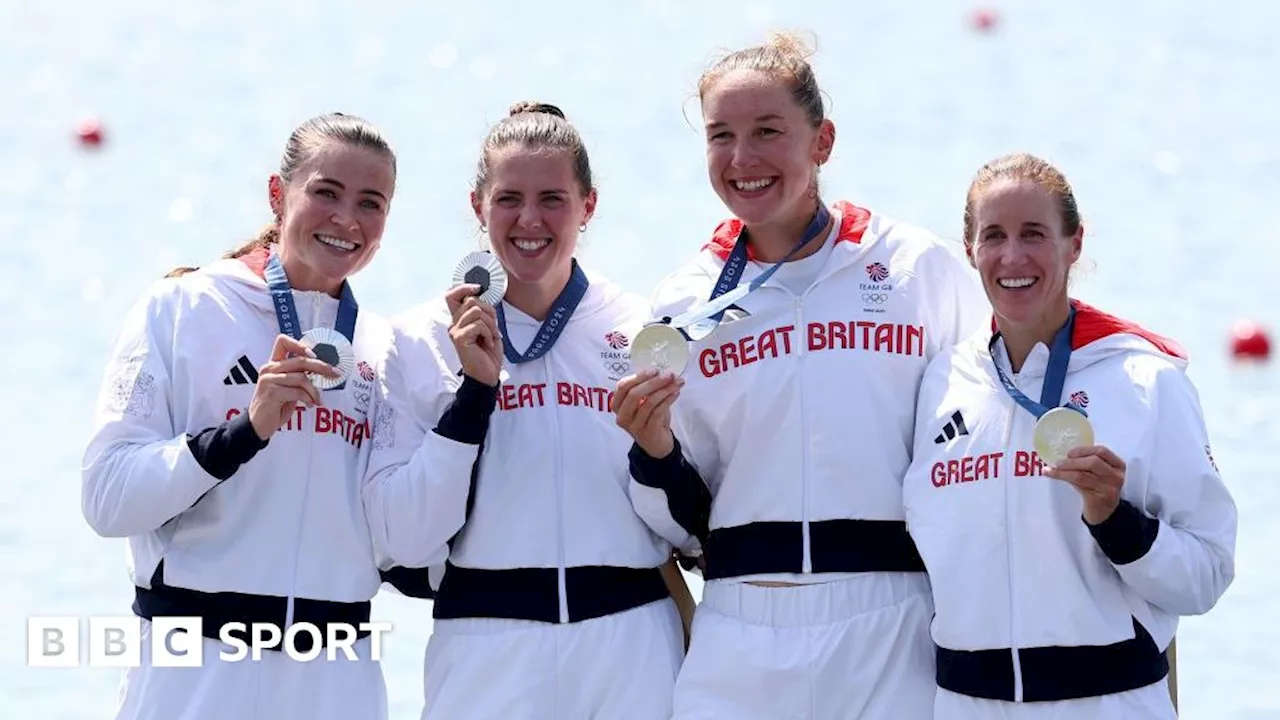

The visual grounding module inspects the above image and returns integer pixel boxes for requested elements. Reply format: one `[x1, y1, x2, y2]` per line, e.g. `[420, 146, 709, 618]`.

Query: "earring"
[579, 223, 588, 232]
[480, 224, 488, 233]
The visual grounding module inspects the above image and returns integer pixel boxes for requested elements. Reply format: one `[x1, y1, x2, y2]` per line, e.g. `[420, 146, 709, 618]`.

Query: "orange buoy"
[76, 116, 103, 147]
[1229, 319, 1271, 361]
[971, 8, 999, 32]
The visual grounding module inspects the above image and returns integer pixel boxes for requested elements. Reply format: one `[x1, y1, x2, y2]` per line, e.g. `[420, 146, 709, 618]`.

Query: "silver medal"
[451, 251, 508, 306]
[300, 327, 355, 390]
[631, 324, 689, 375]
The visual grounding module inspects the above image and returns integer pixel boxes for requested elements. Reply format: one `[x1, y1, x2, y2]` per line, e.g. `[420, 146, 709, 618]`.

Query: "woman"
[82, 113, 399, 719]
[362, 101, 689, 720]
[613, 33, 989, 719]
[902, 152, 1237, 719]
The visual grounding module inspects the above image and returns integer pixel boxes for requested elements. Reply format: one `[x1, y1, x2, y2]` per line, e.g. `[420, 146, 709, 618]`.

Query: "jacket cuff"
[628, 438, 686, 483]
[629, 437, 712, 544]
[433, 375, 499, 445]
[1085, 499, 1159, 566]
[186, 413, 270, 481]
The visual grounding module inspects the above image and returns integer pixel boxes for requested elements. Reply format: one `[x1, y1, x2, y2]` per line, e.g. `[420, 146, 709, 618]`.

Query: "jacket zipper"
[547, 355, 569, 624]
[794, 294, 812, 574]
[1002, 371, 1022, 701]
[285, 295, 322, 627]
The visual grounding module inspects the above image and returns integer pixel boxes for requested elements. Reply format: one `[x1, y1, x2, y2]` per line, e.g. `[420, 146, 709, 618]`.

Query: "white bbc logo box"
[28, 616, 204, 668]
[28, 616, 392, 666]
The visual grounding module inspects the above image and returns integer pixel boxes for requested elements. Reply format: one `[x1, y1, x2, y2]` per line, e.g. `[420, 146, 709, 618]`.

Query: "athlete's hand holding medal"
[1030, 364, 1126, 527]
[250, 251, 358, 441]
[614, 368, 685, 459]
[448, 252, 507, 387]
[249, 334, 343, 440]
[1023, 371, 1126, 527]
[993, 305, 1124, 525]
[1043, 443, 1127, 525]
[615, 298, 704, 459]
[615, 321, 693, 457]
[614, 288, 696, 461]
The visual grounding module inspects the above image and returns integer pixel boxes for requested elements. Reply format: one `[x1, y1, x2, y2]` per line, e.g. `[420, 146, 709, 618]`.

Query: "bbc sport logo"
[27, 616, 394, 667]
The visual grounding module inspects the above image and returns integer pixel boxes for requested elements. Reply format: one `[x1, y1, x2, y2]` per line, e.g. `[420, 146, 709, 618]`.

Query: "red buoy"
[76, 116, 103, 147]
[1229, 319, 1271, 361]
[971, 8, 999, 32]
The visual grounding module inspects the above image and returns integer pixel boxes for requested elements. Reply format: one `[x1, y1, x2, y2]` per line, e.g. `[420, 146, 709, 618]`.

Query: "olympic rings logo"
[351, 390, 371, 405]
[862, 293, 889, 304]
[604, 360, 630, 375]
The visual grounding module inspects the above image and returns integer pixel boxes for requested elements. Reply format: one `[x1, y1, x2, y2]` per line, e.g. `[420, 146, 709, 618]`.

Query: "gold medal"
[1033, 407, 1094, 465]
[631, 324, 689, 375]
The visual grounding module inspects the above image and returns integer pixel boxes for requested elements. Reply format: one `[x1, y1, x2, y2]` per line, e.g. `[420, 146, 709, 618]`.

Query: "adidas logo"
[222, 355, 259, 386]
[933, 410, 969, 444]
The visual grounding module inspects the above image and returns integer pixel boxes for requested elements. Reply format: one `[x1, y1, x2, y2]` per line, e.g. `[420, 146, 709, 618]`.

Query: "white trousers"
[673, 572, 936, 719]
[421, 597, 684, 720]
[934, 679, 1176, 719]
[112, 619, 387, 720]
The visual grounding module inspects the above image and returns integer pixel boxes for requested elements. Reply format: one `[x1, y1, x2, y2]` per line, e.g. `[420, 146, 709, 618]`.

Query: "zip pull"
[312, 292, 323, 332]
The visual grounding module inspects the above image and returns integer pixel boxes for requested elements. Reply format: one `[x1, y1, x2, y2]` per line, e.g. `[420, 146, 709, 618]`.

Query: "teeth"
[998, 277, 1036, 289]
[513, 238, 550, 251]
[733, 178, 775, 192]
[316, 235, 356, 251]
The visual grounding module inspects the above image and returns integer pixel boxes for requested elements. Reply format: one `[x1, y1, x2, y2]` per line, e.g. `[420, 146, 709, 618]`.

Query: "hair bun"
[765, 30, 816, 60]
[508, 101, 567, 120]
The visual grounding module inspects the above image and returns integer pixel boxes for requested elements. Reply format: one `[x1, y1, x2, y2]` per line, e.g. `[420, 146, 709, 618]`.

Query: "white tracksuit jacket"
[363, 266, 674, 622]
[903, 299, 1237, 707]
[629, 200, 990, 583]
[81, 249, 400, 719]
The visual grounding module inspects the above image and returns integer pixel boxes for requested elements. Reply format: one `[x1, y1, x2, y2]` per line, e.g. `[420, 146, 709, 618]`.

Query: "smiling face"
[269, 140, 395, 294]
[471, 145, 595, 291]
[701, 69, 834, 229]
[967, 178, 1082, 335]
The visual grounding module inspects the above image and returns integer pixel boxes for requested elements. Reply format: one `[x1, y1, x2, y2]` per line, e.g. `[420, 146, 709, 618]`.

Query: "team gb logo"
[601, 331, 631, 381]
[866, 262, 890, 283]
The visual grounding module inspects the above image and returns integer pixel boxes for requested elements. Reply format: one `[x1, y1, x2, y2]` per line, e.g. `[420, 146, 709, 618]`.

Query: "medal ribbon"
[663, 203, 833, 339]
[988, 305, 1086, 419]
[495, 259, 590, 364]
[264, 251, 359, 389]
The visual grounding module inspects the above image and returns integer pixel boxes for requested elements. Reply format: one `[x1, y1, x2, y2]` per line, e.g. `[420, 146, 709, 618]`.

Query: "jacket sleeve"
[80, 283, 229, 538]
[925, 241, 990, 357]
[628, 430, 714, 559]
[362, 323, 495, 571]
[625, 272, 720, 559]
[1085, 363, 1237, 616]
